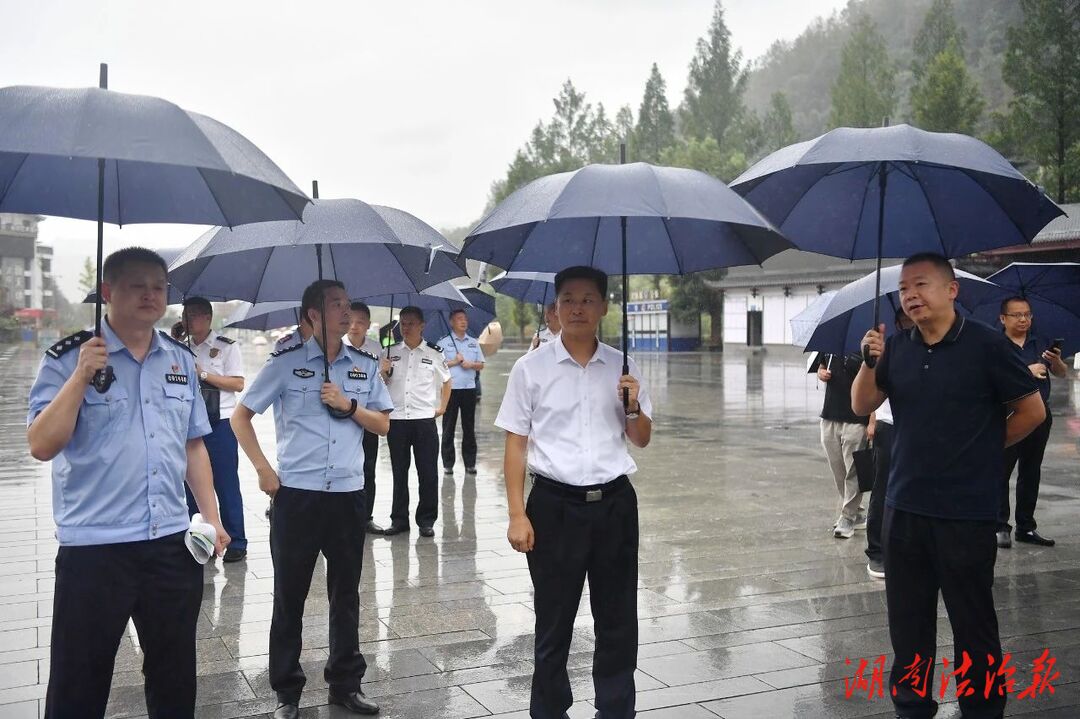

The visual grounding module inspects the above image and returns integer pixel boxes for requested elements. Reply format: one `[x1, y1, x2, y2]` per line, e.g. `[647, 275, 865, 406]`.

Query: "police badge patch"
[347, 368, 368, 380]
[293, 368, 316, 379]
[421, 357, 433, 365]
[209, 348, 221, 358]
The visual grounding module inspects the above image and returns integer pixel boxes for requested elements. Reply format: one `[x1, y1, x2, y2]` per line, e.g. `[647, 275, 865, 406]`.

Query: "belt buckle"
[585, 489, 602, 502]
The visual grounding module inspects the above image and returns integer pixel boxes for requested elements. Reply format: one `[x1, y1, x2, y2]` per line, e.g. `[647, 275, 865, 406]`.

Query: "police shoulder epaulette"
[270, 341, 303, 358]
[425, 341, 442, 352]
[214, 335, 236, 344]
[347, 345, 379, 362]
[45, 330, 93, 359]
[159, 331, 196, 356]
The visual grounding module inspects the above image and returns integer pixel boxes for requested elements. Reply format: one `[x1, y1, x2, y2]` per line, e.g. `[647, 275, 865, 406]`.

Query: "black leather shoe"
[328, 688, 380, 715]
[365, 520, 386, 535]
[223, 548, 247, 563]
[419, 525, 435, 537]
[273, 702, 299, 719]
[996, 531, 1012, 548]
[465, 467, 477, 475]
[1016, 530, 1055, 547]
[382, 523, 409, 536]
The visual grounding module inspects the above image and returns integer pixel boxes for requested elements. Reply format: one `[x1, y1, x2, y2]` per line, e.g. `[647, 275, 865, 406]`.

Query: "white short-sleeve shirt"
[383, 340, 451, 419]
[190, 330, 244, 419]
[495, 337, 653, 486]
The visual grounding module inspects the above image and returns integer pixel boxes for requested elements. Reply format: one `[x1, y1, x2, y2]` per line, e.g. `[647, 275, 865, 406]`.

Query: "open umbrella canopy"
[791, 264, 1009, 355]
[167, 199, 465, 303]
[972, 262, 1080, 356]
[731, 124, 1063, 260]
[225, 300, 302, 331]
[489, 270, 557, 306]
[423, 288, 497, 344]
[458, 161, 791, 274]
[0, 83, 308, 225]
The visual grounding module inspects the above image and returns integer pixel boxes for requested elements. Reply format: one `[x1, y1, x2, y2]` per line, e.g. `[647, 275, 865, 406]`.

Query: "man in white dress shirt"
[346, 301, 387, 535]
[529, 302, 561, 352]
[378, 306, 451, 537]
[496, 266, 653, 719]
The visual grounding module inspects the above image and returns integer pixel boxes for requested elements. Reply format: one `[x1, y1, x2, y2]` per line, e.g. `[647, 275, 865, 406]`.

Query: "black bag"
[852, 443, 876, 493]
[200, 383, 221, 424]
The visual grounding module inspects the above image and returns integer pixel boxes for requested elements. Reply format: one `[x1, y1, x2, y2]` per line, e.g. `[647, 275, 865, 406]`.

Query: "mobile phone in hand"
[1051, 338, 1064, 352]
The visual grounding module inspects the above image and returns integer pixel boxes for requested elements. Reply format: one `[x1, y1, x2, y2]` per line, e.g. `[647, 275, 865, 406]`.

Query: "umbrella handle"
[862, 344, 877, 369]
[328, 398, 357, 419]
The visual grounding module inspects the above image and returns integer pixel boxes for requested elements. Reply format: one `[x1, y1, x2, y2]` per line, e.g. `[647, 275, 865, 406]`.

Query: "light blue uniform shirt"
[27, 320, 211, 546]
[441, 333, 485, 390]
[240, 337, 393, 492]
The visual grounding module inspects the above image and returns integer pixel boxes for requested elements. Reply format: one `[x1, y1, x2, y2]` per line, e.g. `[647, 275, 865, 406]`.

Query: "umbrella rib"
[908, 165, 950, 259]
[660, 216, 685, 275]
[957, 168, 1031, 245]
[847, 166, 879, 261]
[0, 152, 30, 209]
[196, 167, 233, 229]
[590, 215, 603, 268]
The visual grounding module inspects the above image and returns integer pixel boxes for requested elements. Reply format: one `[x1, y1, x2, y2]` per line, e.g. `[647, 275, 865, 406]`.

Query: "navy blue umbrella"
[792, 265, 1009, 355]
[732, 124, 1064, 365]
[225, 301, 302, 331]
[489, 271, 556, 306]
[0, 66, 309, 392]
[972, 263, 1080, 356]
[423, 288, 497, 345]
[459, 151, 791, 403]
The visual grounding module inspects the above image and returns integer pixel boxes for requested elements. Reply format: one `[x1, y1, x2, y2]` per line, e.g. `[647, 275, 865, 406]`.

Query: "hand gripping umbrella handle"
[329, 398, 357, 419]
[862, 345, 877, 369]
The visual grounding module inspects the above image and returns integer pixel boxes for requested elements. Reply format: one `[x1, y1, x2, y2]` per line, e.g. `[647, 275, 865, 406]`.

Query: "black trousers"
[865, 421, 893, 562]
[884, 506, 1005, 719]
[441, 388, 478, 470]
[388, 418, 439, 527]
[269, 486, 368, 704]
[526, 476, 639, 719]
[999, 411, 1052, 533]
[363, 429, 379, 521]
[46, 531, 203, 719]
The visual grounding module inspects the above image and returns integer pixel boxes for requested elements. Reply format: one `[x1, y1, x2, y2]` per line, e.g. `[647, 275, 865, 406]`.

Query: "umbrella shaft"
[94, 157, 105, 337]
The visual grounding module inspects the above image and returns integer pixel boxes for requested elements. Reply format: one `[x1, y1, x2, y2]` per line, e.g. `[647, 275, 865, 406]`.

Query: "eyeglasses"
[1003, 313, 1033, 320]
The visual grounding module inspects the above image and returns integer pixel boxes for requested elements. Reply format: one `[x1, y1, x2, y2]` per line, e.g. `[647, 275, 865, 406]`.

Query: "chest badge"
[347, 367, 368, 380]
[293, 368, 316, 379]
[391, 355, 401, 361]
[209, 347, 221, 358]
[165, 370, 188, 385]
[421, 357, 433, 365]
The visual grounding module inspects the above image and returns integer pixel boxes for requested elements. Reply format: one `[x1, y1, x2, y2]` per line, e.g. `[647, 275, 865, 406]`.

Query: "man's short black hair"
[1000, 296, 1030, 315]
[300, 279, 345, 326]
[448, 308, 468, 320]
[399, 305, 424, 322]
[182, 296, 213, 317]
[102, 247, 168, 283]
[902, 252, 956, 281]
[554, 265, 608, 297]
[350, 301, 371, 317]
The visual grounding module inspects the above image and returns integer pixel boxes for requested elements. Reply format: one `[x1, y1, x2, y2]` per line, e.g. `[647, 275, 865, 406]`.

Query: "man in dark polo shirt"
[853, 253, 1045, 719]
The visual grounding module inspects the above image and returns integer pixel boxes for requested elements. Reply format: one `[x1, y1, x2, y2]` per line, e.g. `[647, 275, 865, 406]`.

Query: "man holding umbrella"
[346, 300, 388, 535]
[497, 266, 653, 719]
[27, 247, 230, 718]
[853, 253, 1045, 719]
[440, 308, 485, 477]
[231, 280, 393, 719]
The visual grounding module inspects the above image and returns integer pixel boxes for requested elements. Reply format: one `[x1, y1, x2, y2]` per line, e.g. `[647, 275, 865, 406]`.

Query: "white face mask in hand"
[185, 513, 218, 564]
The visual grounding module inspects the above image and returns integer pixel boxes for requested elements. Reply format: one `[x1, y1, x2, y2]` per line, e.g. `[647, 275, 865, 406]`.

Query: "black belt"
[530, 474, 628, 503]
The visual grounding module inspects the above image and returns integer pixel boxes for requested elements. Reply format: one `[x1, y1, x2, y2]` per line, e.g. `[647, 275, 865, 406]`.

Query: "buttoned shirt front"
[240, 337, 394, 492]
[344, 334, 382, 356]
[27, 319, 211, 546]
[495, 337, 653, 486]
[189, 329, 244, 419]
[440, 332, 485, 389]
[383, 340, 450, 419]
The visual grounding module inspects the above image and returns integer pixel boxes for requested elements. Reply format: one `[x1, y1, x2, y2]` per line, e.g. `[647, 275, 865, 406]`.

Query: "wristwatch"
[199, 370, 208, 381]
[625, 402, 640, 420]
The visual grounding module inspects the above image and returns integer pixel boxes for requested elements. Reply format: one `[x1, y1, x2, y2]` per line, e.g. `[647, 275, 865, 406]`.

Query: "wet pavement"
[0, 341, 1078, 718]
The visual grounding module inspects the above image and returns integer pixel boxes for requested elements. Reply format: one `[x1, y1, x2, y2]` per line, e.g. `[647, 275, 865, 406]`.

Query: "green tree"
[632, 64, 675, 163]
[910, 40, 984, 134]
[659, 136, 747, 183]
[912, 0, 967, 81]
[1001, 0, 1080, 203]
[78, 257, 96, 297]
[761, 92, 797, 152]
[680, 0, 748, 150]
[510, 299, 537, 343]
[829, 14, 897, 128]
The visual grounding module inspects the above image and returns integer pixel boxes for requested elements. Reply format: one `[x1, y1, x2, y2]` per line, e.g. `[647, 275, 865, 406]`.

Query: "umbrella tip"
[99, 63, 108, 90]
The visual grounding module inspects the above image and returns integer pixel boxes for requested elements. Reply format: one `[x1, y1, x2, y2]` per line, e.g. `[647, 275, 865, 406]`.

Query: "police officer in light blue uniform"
[231, 279, 393, 719]
[439, 309, 485, 476]
[27, 247, 229, 719]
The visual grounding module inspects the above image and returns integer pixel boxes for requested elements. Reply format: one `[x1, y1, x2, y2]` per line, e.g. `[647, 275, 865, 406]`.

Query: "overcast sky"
[0, 0, 849, 299]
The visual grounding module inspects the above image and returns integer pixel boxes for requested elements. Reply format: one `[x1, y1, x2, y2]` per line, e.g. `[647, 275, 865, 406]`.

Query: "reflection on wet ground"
[0, 342, 1077, 717]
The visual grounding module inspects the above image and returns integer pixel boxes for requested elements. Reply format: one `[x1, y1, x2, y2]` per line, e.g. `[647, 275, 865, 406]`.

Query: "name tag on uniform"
[391, 355, 401, 361]
[469, 343, 477, 348]
[293, 368, 315, 379]
[421, 357, 433, 365]
[348, 370, 368, 380]
[165, 373, 188, 385]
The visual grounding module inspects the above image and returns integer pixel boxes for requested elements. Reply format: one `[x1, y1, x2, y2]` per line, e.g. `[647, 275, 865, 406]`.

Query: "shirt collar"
[192, 329, 216, 350]
[101, 316, 167, 356]
[304, 336, 352, 365]
[910, 313, 965, 346]
[553, 336, 605, 367]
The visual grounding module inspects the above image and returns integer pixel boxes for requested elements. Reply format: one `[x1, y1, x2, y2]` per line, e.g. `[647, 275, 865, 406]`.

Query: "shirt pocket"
[283, 385, 323, 416]
[342, 379, 370, 408]
[161, 382, 194, 434]
[80, 386, 130, 434]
